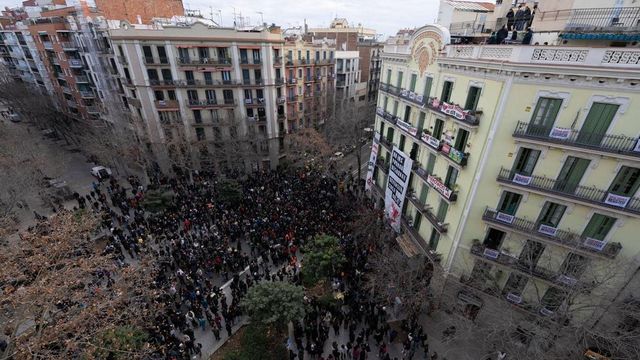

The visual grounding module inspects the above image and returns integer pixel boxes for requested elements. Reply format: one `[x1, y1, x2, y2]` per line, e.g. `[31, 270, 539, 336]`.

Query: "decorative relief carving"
[479, 47, 512, 59]
[602, 50, 640, 65]
[531, 49, 588, 62]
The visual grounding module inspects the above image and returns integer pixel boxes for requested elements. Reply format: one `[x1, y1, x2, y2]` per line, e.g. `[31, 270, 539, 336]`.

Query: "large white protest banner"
[384, 146, 413, 232]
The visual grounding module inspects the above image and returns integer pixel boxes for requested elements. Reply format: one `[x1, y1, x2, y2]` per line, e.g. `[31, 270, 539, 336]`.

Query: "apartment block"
[109, 21, 288, 172]
[0, 23, 52, 94]
[358, 40, 383, 101]
[368, 16, 640, 351]
[282, 37, 336, 130]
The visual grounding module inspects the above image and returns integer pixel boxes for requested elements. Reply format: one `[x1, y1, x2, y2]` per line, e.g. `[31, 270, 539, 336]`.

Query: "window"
[519, 240, 545, 268]
[409, 74, 417, 92]
[187, 90, 198, 101]
[399, 135, 406, 152]
[528, 97, 562, 133]
[167, 90, 176, 100]
[386, 69, 391, 84]
[161, 69, 172, 81]
[419, 183, 429, 203]
[223, 90, 233, 102]
[541, 288, 567, 312]
[298, 69, 303, 78]
[205, 90, 216, 103]
[454, 128, 469, 152]
[582, 213, 616, 241]
[429, 229, 440, 251]
[157, 46, 167, 63]
[537, 202, 567, 228]
[397, 71, 403, 88]
[441, 80, 453, 103]
[464, 86, 481, 111]
[204, 71, 213, 85]
[193, 110, 202, 123]
[221, 71, 231, 82]
[433, 118, 444, 139]
[242, 69, 250, 83]
[154, 90, 164, 101]
[424, 76, 433, 98]
[436, 200, 448, 222]
[577, 103, 619, 145]
[240, 49, 248, 63]
[393, 101, 399, 116]
[178, 48, 190, 62]
[555, 156, 590, 193]
[198, 47, 209, 59]
[444, 166, 458, 188]
[185, 70, 194, 82]
[404, 105, 411, 122]
[252, 49, 261, 63]
[426, 153, 437, 175]
[560, 253, 587, 278]
[497, 191, 522, 215]
[608, 166, 640, 197]
[147, 69, 159, 80]
[483, 228, 505, 250]
[142, 45, 153, 62]
[417, 112, 426, 133]
[195, 127, 206, 141]
[502, 273, 528, 296]
[297, 50, 301, 60]
[512, 148, 540, 176]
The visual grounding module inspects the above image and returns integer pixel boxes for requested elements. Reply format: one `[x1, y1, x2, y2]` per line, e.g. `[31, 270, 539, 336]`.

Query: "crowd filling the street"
[66, 168, 438, 360]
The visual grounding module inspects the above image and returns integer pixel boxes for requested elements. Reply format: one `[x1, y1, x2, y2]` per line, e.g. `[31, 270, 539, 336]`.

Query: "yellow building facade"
[369, 24, 640, 326]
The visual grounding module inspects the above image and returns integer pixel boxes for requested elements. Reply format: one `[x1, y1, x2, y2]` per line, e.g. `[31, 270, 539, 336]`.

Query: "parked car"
[43, 177, 74, 201]
[91, 166, 112, 180]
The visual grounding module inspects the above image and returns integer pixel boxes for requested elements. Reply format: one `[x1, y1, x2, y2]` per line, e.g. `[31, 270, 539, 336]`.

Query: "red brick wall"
[95, 0, 184, 24]
[359, 47, 372, 83]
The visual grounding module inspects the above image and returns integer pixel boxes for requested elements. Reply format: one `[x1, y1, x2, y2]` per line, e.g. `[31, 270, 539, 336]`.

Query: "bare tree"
[0, 211, 162, 359]
[436, 246, 640, 360]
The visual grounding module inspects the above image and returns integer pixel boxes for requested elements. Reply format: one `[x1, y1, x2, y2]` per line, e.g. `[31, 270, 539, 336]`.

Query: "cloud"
[0, 0, 444, 38]
[183, 0, 441, 38]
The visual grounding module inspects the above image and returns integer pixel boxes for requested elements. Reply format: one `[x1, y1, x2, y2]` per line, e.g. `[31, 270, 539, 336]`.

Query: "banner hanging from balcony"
[365, 132, 381, 192]
[385, 146, 413, 232]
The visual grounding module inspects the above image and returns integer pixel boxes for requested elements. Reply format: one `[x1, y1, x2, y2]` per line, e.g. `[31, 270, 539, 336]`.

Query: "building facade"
[0, 23, 52, 94]
[358, 40, 383, 101]
[368, 22, 640, 349]
[282, 37, 336, 130]
[109, 21, 288, 172]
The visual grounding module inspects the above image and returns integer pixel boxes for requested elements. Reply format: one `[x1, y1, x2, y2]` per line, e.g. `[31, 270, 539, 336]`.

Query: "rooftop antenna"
[256, 11, 264, 25]
[217, 9, 222, 27]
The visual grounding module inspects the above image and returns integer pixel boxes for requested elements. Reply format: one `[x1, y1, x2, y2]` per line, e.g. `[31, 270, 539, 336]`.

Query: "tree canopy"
[301, 234, 346, 286]
[241, 281, 305, 326]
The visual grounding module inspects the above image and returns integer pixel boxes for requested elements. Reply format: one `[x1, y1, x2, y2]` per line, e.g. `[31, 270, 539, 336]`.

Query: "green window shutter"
[608, 166, 640, 197]
[424, 77, 433, 98]
[555, 156, 590, 193]
[576, 103, 619, 145]
[436, 200, 449, 221]
[582, 214, 616, 240]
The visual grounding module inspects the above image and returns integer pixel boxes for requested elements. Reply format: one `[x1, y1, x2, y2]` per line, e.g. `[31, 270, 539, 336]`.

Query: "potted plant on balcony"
[472, 238, 481, 247]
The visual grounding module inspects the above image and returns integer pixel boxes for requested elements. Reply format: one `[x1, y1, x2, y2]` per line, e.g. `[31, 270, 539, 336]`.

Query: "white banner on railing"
[512, 173, 532, 186]
[604, 193, 630, 208]
[365, 132, 381, 192]
[548, 127, 571, 140]
[384, 146, 413, 232]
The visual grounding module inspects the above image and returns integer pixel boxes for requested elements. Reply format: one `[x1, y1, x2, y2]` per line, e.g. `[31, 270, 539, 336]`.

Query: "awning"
[560, 33, 640, 42]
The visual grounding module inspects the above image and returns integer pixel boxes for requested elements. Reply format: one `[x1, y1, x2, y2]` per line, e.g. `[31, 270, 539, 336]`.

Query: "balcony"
[414, 168, 458, 202]
[535, 6, 640, 34]
[426, 97, 480, 127]
[68, 58, 83, 67]
[155, 99, 179, 110]
[513, 121, 640, 160]
[244, 98, 266, 106]
[377, 107, 469, 167]
[276, 97, 286, 104]
[188, 99, 219, 108]
[481, 207, 622, 259]
[60, 41, 78, 51]
[150, 79, 177, 87]
[497, 167, 640, 218]
[443, 45, 640, 70]
[176, 57, 232, 66]
[79, 90, 94, 98]
[401, 216, 439, 263]
[144, 57, 169, 65]
[240, 58, 262, 66]
[43, 41, 53, 50]
[86, 106, 100, 114]
[75, 75, 90, 83]
[407, 194, 448, 233]
[469, 244, 583, 291]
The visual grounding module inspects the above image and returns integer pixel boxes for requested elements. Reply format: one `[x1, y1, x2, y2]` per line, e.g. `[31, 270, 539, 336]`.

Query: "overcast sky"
[0, 0, 452, 38]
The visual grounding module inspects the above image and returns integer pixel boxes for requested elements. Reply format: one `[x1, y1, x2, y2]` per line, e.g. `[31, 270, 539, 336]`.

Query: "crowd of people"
[487, 3, 536, 45]
[67, 166, 446, 360]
